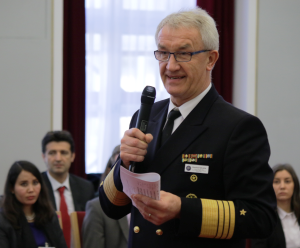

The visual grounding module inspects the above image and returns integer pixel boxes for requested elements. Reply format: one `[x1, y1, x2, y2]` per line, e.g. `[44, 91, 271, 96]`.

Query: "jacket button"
[134, 226, 140, 233]
[156, 229, 163, 235]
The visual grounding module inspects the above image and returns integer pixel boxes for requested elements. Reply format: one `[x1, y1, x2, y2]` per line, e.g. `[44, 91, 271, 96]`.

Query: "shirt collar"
[168, 83, 212, 119]
[47, 171, 70, 191]
[277, 206, 294, 220]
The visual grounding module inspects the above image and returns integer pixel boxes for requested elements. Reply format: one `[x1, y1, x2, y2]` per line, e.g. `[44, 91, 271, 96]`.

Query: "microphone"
[129, 86, 156, 172]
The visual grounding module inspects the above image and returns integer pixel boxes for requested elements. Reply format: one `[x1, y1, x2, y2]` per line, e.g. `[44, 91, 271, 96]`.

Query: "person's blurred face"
[157, 25, 218, 106]
[42, 141, 75, 178]
[13, 170, 41, 206]
[273, 170, 294, 203]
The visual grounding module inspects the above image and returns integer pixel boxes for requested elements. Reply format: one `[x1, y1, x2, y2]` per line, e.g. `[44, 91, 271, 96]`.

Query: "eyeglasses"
[154, 49, 211, 62]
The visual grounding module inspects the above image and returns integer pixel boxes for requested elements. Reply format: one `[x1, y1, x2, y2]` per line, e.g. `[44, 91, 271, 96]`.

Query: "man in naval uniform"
[99, 7, 277, 248]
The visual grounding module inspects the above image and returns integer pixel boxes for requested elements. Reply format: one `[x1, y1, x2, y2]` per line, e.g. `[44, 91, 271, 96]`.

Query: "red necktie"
[58, 186, 71, 248]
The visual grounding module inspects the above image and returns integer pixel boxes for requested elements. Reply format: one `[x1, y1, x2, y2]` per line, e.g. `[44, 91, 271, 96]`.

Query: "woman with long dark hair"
[252, 163, 300, 248]
[0, 161, 67, 248]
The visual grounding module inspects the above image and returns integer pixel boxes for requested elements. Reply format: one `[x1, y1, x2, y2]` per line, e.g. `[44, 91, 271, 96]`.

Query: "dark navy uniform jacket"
[99, 85, 277, 248]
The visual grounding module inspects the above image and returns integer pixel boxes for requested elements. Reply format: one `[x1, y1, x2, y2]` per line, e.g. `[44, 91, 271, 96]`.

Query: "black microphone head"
[141, 86, 156, 105]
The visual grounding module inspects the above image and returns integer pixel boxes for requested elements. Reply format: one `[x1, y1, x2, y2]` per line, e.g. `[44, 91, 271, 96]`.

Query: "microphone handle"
[135, 103, 152, 133]
[129, 103, 152, 172]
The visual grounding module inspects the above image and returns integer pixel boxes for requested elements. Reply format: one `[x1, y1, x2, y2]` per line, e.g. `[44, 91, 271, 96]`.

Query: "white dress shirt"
[165, 83, 212, 133]
[47, 172, 75, 215]
[277, 206, 300, 248]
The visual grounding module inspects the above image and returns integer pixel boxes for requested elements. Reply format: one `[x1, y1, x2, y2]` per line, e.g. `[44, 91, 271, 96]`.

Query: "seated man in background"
[41, 130, 95, 247]
[82, 145, 129, 248]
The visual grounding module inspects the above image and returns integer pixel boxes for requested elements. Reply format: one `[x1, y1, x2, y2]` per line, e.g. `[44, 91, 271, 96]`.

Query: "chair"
[56, 211, 63, 229]
[246, 239, 251, 248]
[70, 211, 85, 248]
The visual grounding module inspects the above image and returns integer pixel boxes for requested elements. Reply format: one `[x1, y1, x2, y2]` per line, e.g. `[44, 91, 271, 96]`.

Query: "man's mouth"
[168, 76, 185, 79]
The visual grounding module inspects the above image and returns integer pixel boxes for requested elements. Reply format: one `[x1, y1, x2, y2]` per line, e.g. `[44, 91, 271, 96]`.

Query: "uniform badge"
[186, 193, 197, 198]
[182, 154, 213, 162]
[185, 164, 209, 174]
[190, 174, 198, 182]
[240, 209, 247, 216]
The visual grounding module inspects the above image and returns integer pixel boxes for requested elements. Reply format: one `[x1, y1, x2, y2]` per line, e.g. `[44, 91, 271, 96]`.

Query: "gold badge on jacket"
[182, 154, 213, 162]
[186, 193, 197, 198]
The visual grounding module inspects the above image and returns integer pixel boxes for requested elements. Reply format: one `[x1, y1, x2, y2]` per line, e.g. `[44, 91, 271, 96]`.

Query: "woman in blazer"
[0, 161, 67, 248]
[251, 164, 300, 248]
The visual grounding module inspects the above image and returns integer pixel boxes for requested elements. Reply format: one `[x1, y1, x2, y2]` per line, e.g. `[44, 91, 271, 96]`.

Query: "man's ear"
[206, 50, 219, 71]
[42, 153, 46, 161]
[71, 153, 76, 163]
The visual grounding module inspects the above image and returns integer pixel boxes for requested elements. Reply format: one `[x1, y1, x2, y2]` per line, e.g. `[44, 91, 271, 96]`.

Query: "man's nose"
[166, 54, 180, 71]
[55, 153, 62, 160]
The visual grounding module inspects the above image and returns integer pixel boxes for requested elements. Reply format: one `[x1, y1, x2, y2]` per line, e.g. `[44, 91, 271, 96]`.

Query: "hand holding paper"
[120, 166, 160, 206]
[132, 191, 182, 226]
[120, 166, 181, 226]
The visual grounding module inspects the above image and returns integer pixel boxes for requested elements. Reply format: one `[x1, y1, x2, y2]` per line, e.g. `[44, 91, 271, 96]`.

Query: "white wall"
[234, 0, 300, 177]
[0, 0, 62, 194]
[256, 0, 300, 176]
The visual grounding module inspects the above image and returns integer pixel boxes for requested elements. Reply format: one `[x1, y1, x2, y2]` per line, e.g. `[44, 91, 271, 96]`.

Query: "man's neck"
[49, 171, 68, 184]
[277, 200, 292, 213]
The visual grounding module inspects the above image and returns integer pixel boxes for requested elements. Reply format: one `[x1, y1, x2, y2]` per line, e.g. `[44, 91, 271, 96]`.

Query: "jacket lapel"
[147, 85, 220, 175]
[69, 175, 80, 210]
[43, 218, 59, 248]
[42, 172, 57, 210]
[145, 103, 168, 160]
[17, 215, 37, 248]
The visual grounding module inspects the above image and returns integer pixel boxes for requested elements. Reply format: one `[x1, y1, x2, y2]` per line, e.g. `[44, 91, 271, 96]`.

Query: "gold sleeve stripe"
[221, 201, 230, 239]
[215, 200, 224, 239]
[226, 201, 235, 239]
[103, 166, 131, 206]
[199, 199, 235, 239]
[199, 199, 219, 238]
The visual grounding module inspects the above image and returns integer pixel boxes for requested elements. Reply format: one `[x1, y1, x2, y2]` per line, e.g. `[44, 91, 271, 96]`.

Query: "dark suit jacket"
[0, 210, 67, 248]
[251, 213, 286, 248]
[41, 172, 95, 211]
[82, 197, 128, 248]
[99, 85, 277, 248]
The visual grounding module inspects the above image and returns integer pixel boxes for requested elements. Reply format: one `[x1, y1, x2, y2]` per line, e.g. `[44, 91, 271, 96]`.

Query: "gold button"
[186, 193, 197, 198]
[156, 229, 163, 236]
[134, 226, 140, 233]
[190, 174, 198, 182]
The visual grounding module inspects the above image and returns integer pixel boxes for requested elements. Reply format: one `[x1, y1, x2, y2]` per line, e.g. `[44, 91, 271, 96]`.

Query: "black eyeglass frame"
[154, 49, 211, 62]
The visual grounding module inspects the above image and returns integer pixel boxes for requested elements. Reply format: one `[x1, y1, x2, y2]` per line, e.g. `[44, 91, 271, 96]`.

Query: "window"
[85, 0, 196, 173]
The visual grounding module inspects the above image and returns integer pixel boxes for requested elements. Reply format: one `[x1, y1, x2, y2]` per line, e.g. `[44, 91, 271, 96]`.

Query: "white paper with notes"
[120, 166, 161, 206]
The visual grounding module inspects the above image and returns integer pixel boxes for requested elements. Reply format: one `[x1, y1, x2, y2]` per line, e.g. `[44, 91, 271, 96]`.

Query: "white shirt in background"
[277, 206, 300, 248]
[47, 171, 75, 215]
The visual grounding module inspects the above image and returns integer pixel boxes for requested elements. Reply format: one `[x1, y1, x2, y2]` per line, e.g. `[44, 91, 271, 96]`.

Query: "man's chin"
[52, 169, 67, 175]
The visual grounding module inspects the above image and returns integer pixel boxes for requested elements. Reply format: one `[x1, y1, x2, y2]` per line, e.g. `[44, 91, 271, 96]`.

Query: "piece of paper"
[120, 166, 161, 206]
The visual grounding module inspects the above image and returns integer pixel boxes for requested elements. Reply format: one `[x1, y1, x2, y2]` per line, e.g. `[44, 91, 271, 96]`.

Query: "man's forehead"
[45, 141, 71, 151]
[157, 25, 202, 49]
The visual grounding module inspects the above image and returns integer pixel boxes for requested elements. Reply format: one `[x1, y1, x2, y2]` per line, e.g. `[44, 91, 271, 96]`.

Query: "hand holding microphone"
[129, 86, 156, 172]
[121, 86, 156, 172]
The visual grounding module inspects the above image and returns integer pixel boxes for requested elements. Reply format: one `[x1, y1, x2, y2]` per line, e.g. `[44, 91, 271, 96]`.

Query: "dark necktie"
[161, 109, 181, 145]
[58, 186, 71, 248]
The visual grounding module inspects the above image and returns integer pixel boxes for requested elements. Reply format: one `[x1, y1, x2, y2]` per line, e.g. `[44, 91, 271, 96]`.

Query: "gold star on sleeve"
[240, 209, 247, 216]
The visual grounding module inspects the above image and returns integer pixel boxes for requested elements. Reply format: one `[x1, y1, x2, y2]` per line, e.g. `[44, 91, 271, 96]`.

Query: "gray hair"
[155, 7, 219, 51]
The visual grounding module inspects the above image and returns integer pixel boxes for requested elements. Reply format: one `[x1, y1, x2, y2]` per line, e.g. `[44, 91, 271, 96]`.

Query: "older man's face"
[157, 25, 217, 106]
